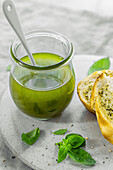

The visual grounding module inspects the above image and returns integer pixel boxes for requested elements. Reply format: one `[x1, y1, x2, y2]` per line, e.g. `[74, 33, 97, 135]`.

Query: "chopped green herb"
[88, 57, 110, 75]
[6, 64, 11, 71]
[21, 127, 40, 145]
[52, 129, 67, 135]
[34, 103, 44, 114]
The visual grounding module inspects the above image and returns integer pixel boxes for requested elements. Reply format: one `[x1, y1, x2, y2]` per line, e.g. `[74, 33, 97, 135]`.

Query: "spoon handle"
[3, 0, 36, 65]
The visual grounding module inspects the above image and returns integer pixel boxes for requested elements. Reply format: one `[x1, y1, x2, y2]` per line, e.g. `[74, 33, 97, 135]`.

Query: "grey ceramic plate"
[0, 55, 113, 170]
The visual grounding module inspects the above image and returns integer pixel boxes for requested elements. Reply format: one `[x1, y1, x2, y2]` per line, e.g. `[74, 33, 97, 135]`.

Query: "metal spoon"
[3, 0, 36, 65]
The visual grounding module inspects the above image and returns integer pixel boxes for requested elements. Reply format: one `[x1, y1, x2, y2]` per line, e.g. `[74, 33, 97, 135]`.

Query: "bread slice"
[77, 71, 103, 113]
[91, 70, 113, 112]
[94, 73, 113, 144]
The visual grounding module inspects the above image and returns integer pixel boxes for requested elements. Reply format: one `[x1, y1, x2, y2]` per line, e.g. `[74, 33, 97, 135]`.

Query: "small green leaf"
[57, 145, 68, 163]
[88, 57, 110, 75]
[67, 143, 72, 151]
[52, 129, 67, 135]
[65, 133, 83, 139]
[67, 135, 85, 149]
[68, 148, 96, 166]
[62, 139, 69, 145]
[6, 64, 11, 71]
[55, 139, 69, 149]
[55, 141, 63, 148]
[65, 133, 86, 147]
[21, 127, 40, 145]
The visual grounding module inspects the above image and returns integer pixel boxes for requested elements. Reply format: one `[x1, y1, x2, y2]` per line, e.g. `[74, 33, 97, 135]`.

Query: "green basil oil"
[10, 53, 75, 119]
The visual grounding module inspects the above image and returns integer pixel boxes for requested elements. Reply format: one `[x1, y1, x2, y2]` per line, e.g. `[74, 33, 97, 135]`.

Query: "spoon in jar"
[2, 0, 36, 65]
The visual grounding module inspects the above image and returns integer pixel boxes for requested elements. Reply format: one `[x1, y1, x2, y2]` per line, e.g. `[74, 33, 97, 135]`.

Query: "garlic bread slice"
[94, 73, 113, 144]
[77, 71, 103, 113]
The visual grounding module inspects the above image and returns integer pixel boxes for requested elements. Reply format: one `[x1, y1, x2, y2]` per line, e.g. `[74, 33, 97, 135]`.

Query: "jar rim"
[10, 30, 74, 70]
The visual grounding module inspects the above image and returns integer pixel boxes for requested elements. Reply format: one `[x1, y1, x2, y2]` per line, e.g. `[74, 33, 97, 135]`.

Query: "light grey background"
[1, 0, 113, 169]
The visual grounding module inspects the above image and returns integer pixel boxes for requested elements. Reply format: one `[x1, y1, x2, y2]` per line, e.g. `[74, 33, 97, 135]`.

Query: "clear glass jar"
[9, 30, 75, 120]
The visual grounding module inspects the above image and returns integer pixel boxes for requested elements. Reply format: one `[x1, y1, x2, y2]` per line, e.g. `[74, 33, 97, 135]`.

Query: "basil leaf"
[21, 127, 40, 145]
[53, 129, 67, 135]
[88, 57, 110, 75]
[67, 135, 85, 149]
[62, 139, 68, 145]
[65, 133, 86, 147]
[68, 148, 96, 166]
[34, 103, 44, 114]
[6, 64, 11, 71]
[55, 139, 68, 148]
[55, 141, 63, 148]
[67, 143, 72, 151]
[57, 145, 68, 163]
[66, 133, 83, 139]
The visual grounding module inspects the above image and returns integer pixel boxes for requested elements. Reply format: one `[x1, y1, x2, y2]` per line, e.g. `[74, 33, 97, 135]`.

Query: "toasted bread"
[91, 70, 113, 112]
[77, 71, 103, 113]
[94, 73, 113, 144]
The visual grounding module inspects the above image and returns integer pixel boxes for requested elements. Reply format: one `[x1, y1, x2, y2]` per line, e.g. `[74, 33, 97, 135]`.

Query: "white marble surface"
[1, 0, 113, 169]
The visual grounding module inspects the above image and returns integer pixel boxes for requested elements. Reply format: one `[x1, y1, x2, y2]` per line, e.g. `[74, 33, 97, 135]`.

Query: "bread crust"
[90, 72, 104, 112]
[94, 73, 113, 144]
[96, 98, 113, 144]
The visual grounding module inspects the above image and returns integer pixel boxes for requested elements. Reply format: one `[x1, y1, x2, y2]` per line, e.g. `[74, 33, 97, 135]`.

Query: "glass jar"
[9, 30, 75, 120]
